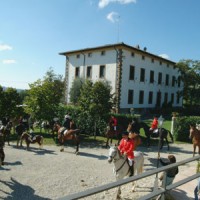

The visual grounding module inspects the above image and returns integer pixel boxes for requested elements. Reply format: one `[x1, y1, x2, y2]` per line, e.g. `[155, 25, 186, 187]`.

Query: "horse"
[108, 145, 144, 199]
[0, 121, 12, 145]
[127, 122, 142, 151]
[20, 132, 44, 150]
[140, 122, 173, 150]
[53, 121, 80, 154]
[189, 124, 200, 157]
[105, 124, 126, 148]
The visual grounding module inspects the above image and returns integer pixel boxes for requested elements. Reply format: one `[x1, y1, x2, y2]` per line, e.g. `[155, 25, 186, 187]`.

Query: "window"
[131, 52, 135, 57]
[99, 65, 105, 78]
[160, 61, 162, 65]
[176, 92, 180, 104]
[88, 53, 92, 57]
[171, 93, 174, 104]
[148, 91, 153, 104]
[101, 51, 105, 56]
[142, 55, 145, 60]
[129, 65, 135, 80]
[165, 74, 169, 86]
[76, 54, 80, 58]
[158, 72, 162, 85]
[128, 90, 134, 104]
[178, 76, 181, 87]
[164, 93, 168, 103]
[140, 68, 145, 82]
[75, 67, 80, 78]
[172, 76, 176, 87]
[87, 66, 92, 78]
[150, 70, 154, 83]
[139, 90, 144, 104]
[151, 58, 154, 63]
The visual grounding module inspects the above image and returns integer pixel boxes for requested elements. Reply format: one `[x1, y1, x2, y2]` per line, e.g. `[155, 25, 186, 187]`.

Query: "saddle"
[59, 127, 68, 136]
[153, 128, 158, 133]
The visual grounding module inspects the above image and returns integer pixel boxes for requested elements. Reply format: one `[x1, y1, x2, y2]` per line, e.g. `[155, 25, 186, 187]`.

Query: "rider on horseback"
[61, 114, 72, 137]
[149, 116, 158, 134]
[118, 131, 135, 177]
[109, 115, 118, 132]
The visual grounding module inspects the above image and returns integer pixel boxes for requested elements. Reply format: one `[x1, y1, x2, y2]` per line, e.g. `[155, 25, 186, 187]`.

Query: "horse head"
[108, 145, 122, 163]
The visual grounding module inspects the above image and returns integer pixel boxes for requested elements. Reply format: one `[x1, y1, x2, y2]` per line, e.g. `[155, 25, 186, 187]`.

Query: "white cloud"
[107, 12, 119, 23]
[159, 54, 170, 60]
[99, 0, 136, 8]
[2, 59, 17, 64]
[0, 44, 13, 51]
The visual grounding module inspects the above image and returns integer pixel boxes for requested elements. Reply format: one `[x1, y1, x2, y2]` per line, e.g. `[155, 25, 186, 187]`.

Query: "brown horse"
[20, 132, 44, 150]
[189, 124, 200, 157]
[105, 124, 126, 148]
[53, 121, 80, 154]
[127, 123, 142, 150]
[105, 123, 141, 150]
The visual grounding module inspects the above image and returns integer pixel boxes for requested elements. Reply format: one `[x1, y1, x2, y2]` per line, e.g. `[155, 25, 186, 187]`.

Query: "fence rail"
[59, 155, 200, 200]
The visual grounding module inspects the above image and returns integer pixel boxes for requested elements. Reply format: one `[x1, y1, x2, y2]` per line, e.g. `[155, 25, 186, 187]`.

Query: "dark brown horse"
[189, 124, 200, 157]
[140, 122, 173, 150]
[20, 132, 44, 150]
[53, 121, 80, 154]
[127, 123, 142, 150]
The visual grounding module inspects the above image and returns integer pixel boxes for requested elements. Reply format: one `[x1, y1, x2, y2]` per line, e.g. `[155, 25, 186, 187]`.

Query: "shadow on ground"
[0, 178, 50, 200]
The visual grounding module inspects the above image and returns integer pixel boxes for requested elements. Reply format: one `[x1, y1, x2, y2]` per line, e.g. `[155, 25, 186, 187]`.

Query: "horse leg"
[198, 145, 200, 156]
[193, 145, 196, 157]
[74, 137, 79, 155]
[165, 138, 170, 151]
[26, 141, 30, 150]
[116, 186, 121, 200]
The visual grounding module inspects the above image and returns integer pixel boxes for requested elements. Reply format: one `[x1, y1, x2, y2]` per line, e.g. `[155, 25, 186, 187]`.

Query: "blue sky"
[0, 0, 199, 89]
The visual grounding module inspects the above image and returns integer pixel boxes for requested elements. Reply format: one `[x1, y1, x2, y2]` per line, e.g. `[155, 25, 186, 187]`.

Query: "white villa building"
[59, 43, 183, 113]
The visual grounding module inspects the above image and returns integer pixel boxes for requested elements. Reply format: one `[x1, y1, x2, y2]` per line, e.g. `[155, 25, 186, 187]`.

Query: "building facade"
[60, 43, 183, 113]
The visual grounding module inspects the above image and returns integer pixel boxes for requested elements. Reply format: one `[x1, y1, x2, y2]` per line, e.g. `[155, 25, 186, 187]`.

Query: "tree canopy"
[24, 68, 64, 122]
[176, 59, 200, 106]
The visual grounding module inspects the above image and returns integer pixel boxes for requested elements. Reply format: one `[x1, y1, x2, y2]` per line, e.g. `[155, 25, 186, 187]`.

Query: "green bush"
[174, 116, 200, 142]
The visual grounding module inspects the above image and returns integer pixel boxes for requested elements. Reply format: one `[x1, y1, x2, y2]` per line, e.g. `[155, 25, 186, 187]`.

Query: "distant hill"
[1, 86, 26, 92]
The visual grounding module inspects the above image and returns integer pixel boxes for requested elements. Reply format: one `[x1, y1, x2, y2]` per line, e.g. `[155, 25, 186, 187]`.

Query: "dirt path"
[0, 142, 197, 200]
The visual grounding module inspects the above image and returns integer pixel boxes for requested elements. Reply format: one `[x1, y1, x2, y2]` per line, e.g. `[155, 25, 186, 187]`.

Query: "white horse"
[108, 145, 144, 200]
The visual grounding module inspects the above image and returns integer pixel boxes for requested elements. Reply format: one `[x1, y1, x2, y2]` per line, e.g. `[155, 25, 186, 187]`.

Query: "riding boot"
[129, 166, 134, 177]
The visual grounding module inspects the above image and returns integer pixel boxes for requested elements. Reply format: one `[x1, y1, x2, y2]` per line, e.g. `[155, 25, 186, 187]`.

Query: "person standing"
[118, 131, 135, 176]
[0, 130, 5, 165]
[194, 162, 200, 200]
[159, 154, 179, 186]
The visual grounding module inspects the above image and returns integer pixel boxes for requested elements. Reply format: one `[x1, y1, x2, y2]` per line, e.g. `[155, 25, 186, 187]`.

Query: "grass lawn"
[7, 119, 187, 147]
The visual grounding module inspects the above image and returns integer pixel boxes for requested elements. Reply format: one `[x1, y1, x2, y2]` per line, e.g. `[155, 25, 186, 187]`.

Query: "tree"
[78, 80, 113, 135]
[176, 59, 200, 106]
[0, 87, 22, 119]
[69, 78, 84, 104]
[24, 68, 64, 122]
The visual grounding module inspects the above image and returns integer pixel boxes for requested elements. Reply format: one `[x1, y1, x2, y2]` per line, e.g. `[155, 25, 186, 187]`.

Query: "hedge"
[174, 116, 200, 142]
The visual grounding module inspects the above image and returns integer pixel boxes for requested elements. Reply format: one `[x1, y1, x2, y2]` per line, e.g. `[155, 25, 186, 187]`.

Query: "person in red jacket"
[118, 131, 135, 176]
[109, 115, 118, 131]
[149, 116, 158, 132]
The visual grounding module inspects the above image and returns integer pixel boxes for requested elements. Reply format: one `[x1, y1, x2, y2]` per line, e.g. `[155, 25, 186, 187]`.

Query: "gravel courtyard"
[0, 141, 197, 200]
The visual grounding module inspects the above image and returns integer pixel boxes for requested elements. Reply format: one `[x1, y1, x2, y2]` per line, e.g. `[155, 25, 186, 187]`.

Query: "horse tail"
[168, 130, 174, 143]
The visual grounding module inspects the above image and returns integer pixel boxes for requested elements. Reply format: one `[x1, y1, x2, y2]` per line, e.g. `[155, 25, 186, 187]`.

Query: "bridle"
[109, 147, 128, 173]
